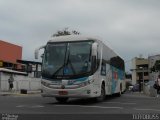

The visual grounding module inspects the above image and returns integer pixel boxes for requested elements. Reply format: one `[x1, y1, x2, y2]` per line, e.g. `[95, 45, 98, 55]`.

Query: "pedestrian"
[155, 75, 160, 97]
[8, 74, 14, 91]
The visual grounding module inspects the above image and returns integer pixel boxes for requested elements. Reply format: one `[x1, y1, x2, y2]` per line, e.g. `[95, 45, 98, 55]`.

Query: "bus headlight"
[78, 79, 94, 87]
[41, 81, 50, 87]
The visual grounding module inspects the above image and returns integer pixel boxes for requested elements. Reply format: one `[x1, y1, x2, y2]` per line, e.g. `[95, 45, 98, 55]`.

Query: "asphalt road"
[0, 92, 160, 120]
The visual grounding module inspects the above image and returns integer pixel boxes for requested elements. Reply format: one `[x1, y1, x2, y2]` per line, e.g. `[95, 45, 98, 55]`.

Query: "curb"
[0, 91, 41, 96]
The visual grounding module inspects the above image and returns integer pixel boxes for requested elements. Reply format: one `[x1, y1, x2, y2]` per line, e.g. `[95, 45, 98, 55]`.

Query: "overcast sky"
[0, 0, 160, 71]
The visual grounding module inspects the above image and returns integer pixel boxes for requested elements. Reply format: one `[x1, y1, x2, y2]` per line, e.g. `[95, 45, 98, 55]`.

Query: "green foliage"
[151, 60, 160, 72]
[155, 60, 160, 70]
[52, 28, 80, 37]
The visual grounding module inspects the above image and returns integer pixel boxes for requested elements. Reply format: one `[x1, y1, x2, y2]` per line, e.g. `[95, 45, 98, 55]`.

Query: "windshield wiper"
[52, 44, 76, 76]
[52, 44, 68, 76]
[65, 49, 76, 75]
[52, 63, 66, 76]
[66, 58, 76, 75]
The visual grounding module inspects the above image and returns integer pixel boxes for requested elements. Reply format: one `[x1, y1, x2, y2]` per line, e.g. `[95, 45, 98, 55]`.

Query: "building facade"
[0, 40, 22, 70]
[131, 57, 149, 85]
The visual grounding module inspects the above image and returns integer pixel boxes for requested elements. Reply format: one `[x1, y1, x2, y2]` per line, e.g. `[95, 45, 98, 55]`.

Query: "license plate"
[59, 91, 68, 95]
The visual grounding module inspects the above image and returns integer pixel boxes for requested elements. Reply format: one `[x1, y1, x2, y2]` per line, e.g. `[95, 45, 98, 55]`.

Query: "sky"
[0, 0, 160, 71]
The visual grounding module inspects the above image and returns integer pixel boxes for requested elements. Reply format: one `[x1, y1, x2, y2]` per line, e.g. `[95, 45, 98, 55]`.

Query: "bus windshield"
[42, 41, 93, 79]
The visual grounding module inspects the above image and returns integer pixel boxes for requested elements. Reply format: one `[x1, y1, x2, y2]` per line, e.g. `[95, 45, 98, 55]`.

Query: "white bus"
[35, 35, 125, 103]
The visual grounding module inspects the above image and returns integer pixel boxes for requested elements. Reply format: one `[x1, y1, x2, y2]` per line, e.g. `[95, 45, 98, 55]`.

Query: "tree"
[154, 60, 160, 71]
[52, 28, 80, 37]
[150, 60, 160, 72]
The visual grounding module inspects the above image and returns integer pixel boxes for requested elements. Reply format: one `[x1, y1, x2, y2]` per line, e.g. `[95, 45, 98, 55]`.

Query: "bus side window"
[101, 61, 106, 76]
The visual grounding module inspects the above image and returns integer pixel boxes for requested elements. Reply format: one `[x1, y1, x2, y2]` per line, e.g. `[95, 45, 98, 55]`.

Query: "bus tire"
[55, 97, 69, 103]
[96, 83, 106, 102]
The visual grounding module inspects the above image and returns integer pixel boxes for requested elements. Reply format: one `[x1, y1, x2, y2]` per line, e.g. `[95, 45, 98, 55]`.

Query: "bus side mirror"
[91, 43, 98, 73]
[92, 43, 98, 56]
[35, 45, 45, 59]
[41, 54, 44, 59]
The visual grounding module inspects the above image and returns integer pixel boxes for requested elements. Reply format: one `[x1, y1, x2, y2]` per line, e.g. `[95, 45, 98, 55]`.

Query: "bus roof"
[48, 35, 100, 43]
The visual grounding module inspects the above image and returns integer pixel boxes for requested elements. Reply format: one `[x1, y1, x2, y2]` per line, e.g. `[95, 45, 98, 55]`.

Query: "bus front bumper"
[41, 84, 99, 98]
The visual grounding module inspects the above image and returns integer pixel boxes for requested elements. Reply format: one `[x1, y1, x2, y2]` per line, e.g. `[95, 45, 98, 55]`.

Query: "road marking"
[16, 105, 26, 108]
[54, 105, 123, 109]
[16, 105, 44, 108]
[80, 105, 123, 109]
[31, 105, 44, 108]
[102, 102, 136, 105]
[134, 108, 160, 112]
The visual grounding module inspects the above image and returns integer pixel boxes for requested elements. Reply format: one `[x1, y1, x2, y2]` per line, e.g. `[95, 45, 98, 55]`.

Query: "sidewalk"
[0, 90, 41, 96]
[124, 91, 157, 98]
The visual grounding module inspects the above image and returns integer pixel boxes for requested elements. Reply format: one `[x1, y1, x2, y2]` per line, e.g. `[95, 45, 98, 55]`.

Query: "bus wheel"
[55, 97, 69, 103]
[96, 83, 106, 102]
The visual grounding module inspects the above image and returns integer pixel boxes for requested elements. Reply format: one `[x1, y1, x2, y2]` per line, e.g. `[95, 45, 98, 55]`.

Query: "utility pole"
[139, 67, 144, 93]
